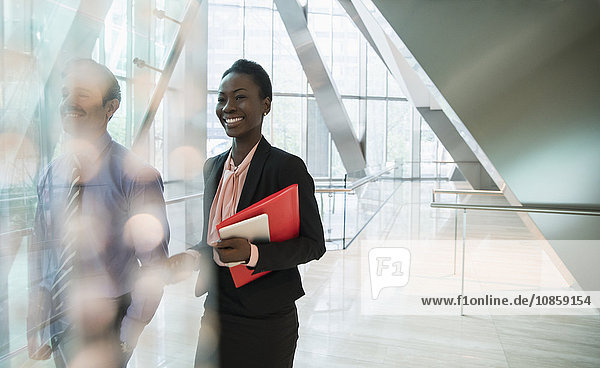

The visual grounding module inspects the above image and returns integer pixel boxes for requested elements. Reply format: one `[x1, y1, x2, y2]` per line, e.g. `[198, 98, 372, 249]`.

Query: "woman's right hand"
[166, 252, 198, 284]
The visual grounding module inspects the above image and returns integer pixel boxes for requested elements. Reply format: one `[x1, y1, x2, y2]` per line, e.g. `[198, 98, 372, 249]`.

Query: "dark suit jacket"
[192, 137, 325, 316]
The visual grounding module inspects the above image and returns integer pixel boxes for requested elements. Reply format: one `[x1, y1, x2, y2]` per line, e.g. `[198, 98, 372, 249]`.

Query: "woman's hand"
[213, 237, 251, 264]
[166, 252, 198, 283]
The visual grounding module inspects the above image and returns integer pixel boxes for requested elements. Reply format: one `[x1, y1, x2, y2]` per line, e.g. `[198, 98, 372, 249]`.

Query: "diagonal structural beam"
[339, 0, 497, 189]
[42, 0, 116, 160]
[417, 108, 497, 189]
[274, 0, 366, 174]
[337, 0, 429, 107]
[371, 0, 508, 192]
[1, 0, 115, 167]
[132, 0, 202, 157]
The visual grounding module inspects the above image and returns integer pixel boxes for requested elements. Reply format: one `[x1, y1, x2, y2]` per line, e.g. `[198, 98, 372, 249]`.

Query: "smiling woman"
[216, 60, 272, 165]
[167, 59, 326, 368]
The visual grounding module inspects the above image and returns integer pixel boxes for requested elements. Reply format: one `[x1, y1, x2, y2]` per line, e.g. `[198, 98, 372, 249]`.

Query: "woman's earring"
[263, 112, 268, 116]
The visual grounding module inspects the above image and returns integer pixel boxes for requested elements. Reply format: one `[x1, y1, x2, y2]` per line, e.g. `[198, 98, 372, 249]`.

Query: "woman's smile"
[224, 116, 244, 126]
[216, 72, 270, 141]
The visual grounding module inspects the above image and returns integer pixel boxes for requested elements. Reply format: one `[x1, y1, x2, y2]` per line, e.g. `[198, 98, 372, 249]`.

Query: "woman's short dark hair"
[222, 59, 272, 100]
[62, 58, 121, 105]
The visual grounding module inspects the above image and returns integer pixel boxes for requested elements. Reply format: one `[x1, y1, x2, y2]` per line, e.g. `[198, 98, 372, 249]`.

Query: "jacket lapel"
[237, 136, 271, 212]
[204, 150, 229, 216]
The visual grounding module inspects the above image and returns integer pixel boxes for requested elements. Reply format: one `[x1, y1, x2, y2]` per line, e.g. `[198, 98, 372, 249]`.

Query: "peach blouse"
[206, 141, 260, 267]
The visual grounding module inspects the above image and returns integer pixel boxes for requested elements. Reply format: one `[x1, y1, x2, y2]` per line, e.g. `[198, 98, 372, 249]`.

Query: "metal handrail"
[0, 309, 68, 363]
[349, 165, 395, 188]
[430, 200, 600, 315]
[0, 195, 37, 204]
[430, 203, 600, 216]
[315, 188, 353, 193]
[431, 183, 507, 202]
[431, 185, 506, 276]
[0, 228, 32, 239]
[165, 192, 203, 205]
[432, 188, 503, 202]
[432, 161, 479, 164]
[433, 189, 503, 195]
[315, 165, 395, 193]
[0, 345, 27, 363]
[0, 193, 205, 238]
[313, 177, 346, 182]
[398, 160, 477, 164]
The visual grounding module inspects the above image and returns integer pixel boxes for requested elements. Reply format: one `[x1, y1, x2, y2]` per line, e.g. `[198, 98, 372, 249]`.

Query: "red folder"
[216, 184, 300, 287]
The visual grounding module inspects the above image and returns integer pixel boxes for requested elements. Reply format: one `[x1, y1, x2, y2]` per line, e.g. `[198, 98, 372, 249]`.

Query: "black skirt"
[195, 304, 299, 368]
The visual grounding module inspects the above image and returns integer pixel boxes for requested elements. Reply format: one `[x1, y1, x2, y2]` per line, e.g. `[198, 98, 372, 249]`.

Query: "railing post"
[461, 208, 467, 316]
[454, 193, 458, 275]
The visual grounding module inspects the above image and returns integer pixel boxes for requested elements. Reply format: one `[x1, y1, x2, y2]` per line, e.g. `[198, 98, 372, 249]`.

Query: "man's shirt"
[30, 132, 169, 346]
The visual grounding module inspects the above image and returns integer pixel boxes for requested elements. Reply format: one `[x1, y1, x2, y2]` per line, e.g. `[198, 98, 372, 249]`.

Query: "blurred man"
[27, 58, 169, 367]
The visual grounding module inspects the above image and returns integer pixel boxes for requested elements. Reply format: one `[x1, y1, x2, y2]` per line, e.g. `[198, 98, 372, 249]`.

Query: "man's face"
[60, 72, 116, 139]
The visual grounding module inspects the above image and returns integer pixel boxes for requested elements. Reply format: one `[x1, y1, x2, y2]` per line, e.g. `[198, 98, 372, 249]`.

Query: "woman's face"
[216, 72, 270, 140]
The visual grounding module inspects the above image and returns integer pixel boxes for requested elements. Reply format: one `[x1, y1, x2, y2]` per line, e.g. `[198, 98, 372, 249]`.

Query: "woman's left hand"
[213, 237, 251, 264]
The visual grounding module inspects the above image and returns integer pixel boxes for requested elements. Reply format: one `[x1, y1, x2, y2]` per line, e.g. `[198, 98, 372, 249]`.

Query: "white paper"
[218, 213, 270, 267]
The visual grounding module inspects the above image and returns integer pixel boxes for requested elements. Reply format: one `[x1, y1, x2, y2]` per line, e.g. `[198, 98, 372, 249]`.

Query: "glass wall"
[204, 0, 444, 180]
[0, 0, 192, 363]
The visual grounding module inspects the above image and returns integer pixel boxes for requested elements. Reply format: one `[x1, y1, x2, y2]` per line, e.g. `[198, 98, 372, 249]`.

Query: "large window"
[0, 0, 191, 359]
[205, 0, 432, 179]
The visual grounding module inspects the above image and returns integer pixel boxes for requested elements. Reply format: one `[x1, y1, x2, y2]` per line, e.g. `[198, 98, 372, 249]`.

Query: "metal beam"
[274, 0, 366, 174]
[1, 0, 114, 168]
[42, 0, 116, 161]
[183, 0, 208, 248]
[418, 107, 497, 189]
[337, 0, 429, 107]
[132, 0, 202, 157]
[339, 0, 497, 189]
[370, 0, 511, 193]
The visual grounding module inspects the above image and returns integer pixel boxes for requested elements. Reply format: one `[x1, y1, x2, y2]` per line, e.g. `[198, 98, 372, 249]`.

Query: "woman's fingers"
[165, 253, 195, 283]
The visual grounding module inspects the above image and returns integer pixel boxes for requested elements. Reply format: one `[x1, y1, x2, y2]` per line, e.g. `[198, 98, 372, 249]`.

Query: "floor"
[9, 180, 600, 367]
[289, 181, 600, 368]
